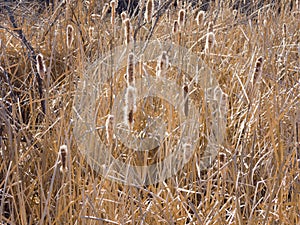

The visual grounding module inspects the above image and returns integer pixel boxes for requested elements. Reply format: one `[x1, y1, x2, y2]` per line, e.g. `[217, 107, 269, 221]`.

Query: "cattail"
[106, 115, 115, 144]
[145, 0, 154, 23]
[59, 145, 68, 173]
[178, 9, 186, 29]
[89, 26, 95, 40]
[232, 9, 238, 19]
[121, 12, 128, 22]
[282, 23, 287, 40]
[183, 84, 189, 117]
[196, 10, 205, 27]
[110, 0, 116, 25]
[124, 86, 137, 128]
[204, 32, 215, 54]
[36, 54, 46, 80]
[66, 24, 74, 49]
[207, 21, 213, 32]
[101, 3, 110, 19]
[172, 20, 179, 34]
[123, 18, 132, 46]
[126, 53, 135, 86]
[156, 51, 169, 78]
[253, 56, 263, 84]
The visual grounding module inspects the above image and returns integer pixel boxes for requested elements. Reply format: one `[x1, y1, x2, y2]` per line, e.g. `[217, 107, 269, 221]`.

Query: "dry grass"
[0, 0, 300, 224]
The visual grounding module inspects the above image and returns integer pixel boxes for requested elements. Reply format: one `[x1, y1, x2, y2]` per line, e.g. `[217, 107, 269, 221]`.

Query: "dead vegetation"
[0, 0, 299, 224]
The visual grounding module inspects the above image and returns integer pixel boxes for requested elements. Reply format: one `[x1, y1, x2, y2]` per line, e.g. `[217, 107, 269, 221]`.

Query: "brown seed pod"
[178, 9, 186, 29]
[196, 10, 205, 27]
[204, 32, 215, 54]
[183, 84, 189, 117]
[253, 56, 263, 84]
[126, 53, 135, 86]
[66, 24, 74, 49]
[36, 54, 46, 80]
[173, 20, 179, 34]
[106, 115, 115, 144]
[145, 0, 154, 23]
[59, 145, 68, 173]
[156, 51, 169, 78]
[124, 18, 132, 45]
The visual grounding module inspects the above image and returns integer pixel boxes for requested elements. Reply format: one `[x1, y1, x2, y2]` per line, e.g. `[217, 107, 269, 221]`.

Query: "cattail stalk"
[59, 145, 68, 173]
[126, 53, 135, 86]
[106, 115, 115, 144]
[66, 24, 74, 49]
[36, 54, 46, 80]
[145, 0, 154, 23]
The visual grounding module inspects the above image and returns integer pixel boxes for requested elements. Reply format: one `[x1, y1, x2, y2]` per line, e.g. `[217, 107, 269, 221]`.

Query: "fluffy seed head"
[124, 18, 132, 45]
[110, 0, 116, 24]
[196, 10, 205, 26]
[121, 12, 128, 22]
[204, 32, 215, 54]
[124, 86, 136, 129]
[59, 145, 68, 173]
[145, 0, 154, 23]
[101, 3, 110, 19]
[156, 51, 169, 78]
[66, 24, 74, 49]
[183, 84, 189, 116]
[105, 115, 115, 144]
[36, 53, 46, 80]
[253, 56, 263, 83]
[207, 21, 213, 32]
[125, 86, 137, 112]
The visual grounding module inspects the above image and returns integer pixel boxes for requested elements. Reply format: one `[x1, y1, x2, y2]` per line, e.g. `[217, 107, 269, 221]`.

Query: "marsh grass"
[0, 0, 299, 224]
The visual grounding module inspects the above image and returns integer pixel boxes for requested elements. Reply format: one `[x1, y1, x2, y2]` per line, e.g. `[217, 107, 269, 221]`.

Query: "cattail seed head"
[232, 9, 238, 19]
[126, 53, 135, 86]
[145, 0, 154, 23]
[59, 145, 68, 173]
[204, 32, 215, 54]
[121, 12, 128, 22]
[183, 84, 189, 117]
[282, 23, 287, 38]
[101, 3, 110, 19]
[207, 21, 213, 32]
[196, 10, 205, 27]
[156, 51, 169, 78]
[125, 86, 137, 112]
[253, 56, 263, 84]
[178, 9, 186, 29]
[110, 0, 116, 25]
[124, 86, 137, 129]
[124, 18, 132, 46]
[173, 20, 179, 34]
[106, 115, 115, 144]
[66, 24, 74, 49]
[36, 53, 46, 80]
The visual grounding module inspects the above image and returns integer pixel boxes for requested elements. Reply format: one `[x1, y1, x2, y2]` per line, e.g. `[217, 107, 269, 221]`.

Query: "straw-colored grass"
[0, 0, 299, 224]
